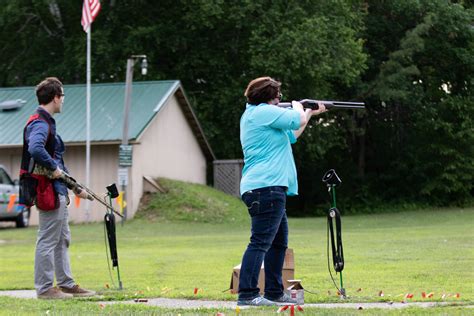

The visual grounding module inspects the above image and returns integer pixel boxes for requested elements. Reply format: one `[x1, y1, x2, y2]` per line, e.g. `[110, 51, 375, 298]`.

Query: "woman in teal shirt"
[238, 77, 326, 306]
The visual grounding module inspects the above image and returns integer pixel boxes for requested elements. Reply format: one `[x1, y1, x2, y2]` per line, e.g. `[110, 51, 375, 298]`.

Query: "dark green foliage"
[356, 0, 474, 210]
[0, 0, 472, 213]
[407, 96, 474, 204]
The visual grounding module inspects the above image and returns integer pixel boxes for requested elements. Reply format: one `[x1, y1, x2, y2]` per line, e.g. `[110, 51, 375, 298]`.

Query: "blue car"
[0, 165, 30, 228]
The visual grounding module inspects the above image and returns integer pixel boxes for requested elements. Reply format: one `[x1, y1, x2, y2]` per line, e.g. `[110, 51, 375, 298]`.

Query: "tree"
[356, 0, 473, 206]
[0, 0, 471, 213]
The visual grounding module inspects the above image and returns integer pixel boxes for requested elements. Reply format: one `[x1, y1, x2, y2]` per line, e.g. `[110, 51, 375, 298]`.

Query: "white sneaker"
[237, 296, 277, 306]
[269, 293, 297, 305]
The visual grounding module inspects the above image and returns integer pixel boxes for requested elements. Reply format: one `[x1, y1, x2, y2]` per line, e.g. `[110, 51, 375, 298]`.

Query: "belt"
[244, 186, 287, 195]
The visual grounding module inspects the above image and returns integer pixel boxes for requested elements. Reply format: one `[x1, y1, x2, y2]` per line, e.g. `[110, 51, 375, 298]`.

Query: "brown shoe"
[59, 284, 96, 297]
[38, 287, 73, 300]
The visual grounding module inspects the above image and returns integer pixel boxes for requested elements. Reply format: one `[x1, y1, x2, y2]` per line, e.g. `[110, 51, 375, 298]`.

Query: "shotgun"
[35, 165, 123, 218]
[278, 99, 365, 110]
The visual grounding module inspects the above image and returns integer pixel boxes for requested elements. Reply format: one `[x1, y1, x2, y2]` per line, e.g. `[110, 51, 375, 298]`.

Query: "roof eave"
[175, 86, 216, 162]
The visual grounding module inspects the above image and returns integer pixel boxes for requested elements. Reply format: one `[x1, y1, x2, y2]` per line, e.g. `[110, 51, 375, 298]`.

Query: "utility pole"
[120, 55, 147, 222]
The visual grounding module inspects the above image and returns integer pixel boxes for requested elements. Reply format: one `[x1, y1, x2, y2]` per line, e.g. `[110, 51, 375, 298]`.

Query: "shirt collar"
[36, 106, 55, 123]
[246, 102, 269, 108]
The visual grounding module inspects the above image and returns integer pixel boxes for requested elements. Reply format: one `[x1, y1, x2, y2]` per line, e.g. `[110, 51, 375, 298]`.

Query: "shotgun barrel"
[60, 171, 123, 218]
[278, 99, 365, 110]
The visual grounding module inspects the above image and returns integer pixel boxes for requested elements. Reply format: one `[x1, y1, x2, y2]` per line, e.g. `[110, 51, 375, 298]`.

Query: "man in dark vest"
[24, 77, 96, 299]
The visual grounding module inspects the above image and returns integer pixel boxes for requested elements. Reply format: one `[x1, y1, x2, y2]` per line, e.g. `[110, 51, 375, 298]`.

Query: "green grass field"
[0, 179, 472, 314]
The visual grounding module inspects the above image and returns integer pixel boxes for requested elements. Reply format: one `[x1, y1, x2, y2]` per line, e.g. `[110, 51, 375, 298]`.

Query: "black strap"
[105, 213, 118, 267]
[328, 207, 344, 272]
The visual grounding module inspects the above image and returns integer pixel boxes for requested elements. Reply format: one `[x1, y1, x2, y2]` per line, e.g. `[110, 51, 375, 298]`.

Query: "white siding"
[0, 145, 119, 225]
[0, 93, 209, 225]
[129, 94, 207, 218]
[62, 145, 119, 223]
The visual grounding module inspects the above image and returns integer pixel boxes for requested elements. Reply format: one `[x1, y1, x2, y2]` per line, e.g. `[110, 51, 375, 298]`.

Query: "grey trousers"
[34, 195, 75, 294]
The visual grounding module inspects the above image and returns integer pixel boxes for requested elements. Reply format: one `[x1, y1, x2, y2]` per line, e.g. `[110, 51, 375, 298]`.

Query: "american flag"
[81, 0, 101, 32]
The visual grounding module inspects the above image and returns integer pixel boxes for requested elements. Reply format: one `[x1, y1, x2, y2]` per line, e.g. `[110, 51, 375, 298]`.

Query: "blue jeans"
[238, 186, 288, 301]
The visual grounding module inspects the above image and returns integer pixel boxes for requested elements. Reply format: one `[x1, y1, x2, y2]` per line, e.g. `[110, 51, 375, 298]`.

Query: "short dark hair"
[36, 77, 63, 105]
[244, 77, 281, 105]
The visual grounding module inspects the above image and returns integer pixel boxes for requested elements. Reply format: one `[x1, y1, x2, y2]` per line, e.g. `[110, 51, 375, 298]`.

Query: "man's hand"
[52, 167, 63, 179]
[75, 189, 90, 200]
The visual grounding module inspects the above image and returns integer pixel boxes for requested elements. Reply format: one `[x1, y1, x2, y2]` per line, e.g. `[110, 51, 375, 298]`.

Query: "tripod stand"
[322, 169, 346, 299]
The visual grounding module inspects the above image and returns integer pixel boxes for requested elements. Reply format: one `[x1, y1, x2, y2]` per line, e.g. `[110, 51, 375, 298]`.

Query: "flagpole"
[85, 24, 91, 222]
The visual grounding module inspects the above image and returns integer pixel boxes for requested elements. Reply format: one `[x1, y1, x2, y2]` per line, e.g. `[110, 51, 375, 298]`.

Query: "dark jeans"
[238, 186, 288, 301]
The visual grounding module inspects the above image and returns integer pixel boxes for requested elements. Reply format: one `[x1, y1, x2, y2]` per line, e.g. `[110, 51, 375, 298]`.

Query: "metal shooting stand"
[322, 169, 346, 299]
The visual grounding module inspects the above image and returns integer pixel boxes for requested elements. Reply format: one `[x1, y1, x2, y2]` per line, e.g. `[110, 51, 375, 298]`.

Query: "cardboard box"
[285, 279, 304, 305]
[230, 248, 294, 294]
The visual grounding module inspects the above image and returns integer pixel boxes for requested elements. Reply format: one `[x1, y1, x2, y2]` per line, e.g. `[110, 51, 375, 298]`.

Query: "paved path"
[0, 290, 466, 310]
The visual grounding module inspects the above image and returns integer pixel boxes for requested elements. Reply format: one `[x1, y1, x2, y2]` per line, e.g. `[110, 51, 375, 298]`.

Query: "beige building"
[0, 81, 215, 224]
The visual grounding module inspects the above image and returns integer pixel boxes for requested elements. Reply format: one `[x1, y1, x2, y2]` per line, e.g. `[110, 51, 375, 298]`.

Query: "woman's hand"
[292, 101, 308, 127]
[293, 101, 327, 138]
[292, 100, 304, 112]
[311, 101, 327, 116]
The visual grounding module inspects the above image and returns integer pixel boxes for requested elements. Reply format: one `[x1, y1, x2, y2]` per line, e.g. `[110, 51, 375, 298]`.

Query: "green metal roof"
[0, 80, 178, 144]
[0, 80, 215, 160]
